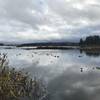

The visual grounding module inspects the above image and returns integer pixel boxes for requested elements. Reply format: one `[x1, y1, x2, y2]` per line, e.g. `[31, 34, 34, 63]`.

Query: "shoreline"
[19, 46, 100, 50]
[0, 45, 100, 50]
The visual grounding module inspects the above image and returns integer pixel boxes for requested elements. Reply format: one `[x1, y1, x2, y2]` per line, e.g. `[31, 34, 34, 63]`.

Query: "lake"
[0, 48, 100, 100]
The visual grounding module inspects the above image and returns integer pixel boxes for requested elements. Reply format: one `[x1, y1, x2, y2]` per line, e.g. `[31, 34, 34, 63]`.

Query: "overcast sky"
[0, 0, 100, 43]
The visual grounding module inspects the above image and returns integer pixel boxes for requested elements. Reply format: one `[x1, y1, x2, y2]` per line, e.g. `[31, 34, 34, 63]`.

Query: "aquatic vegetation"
[0, 53, 47, 100]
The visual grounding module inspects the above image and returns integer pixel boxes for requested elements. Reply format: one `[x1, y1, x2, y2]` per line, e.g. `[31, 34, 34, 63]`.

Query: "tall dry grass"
[0, 53, 47, 100]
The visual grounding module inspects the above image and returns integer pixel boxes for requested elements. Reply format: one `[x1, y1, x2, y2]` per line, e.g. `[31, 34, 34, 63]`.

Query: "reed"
[0, 53, 47, 100]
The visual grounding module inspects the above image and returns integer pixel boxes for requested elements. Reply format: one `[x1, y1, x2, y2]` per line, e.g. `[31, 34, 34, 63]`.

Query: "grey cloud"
[4, 0, 48, 29]
[46, 0, 100, 25]
[0, 0, 100, 42]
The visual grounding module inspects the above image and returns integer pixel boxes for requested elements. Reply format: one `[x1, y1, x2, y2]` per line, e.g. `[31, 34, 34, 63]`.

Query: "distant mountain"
[0, 43, 4, 46]
[17, 42, 79, 47]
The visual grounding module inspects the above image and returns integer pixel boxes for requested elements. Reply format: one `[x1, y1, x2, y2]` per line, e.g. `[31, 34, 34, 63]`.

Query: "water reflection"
[48, 67, 100, 100]
[0, 48, 100, 100]
[80, 49, 100, 57]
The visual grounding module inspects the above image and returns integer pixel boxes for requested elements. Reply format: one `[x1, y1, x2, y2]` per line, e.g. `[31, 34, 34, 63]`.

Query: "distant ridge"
[17, 42, 79, 47]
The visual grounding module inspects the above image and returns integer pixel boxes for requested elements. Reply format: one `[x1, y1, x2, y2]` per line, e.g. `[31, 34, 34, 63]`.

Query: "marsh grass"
[0, 53, 47, 100]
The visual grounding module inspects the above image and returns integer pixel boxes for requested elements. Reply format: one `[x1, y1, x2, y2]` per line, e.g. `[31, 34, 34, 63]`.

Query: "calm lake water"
[1, 48, 100, 100]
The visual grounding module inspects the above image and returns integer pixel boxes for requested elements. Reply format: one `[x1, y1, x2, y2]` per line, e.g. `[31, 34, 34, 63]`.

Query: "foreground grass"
[0, 54, 47, 100]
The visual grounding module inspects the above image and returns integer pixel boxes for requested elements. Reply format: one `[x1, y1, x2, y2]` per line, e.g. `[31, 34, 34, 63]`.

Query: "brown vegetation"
[0, 54, 47, 100]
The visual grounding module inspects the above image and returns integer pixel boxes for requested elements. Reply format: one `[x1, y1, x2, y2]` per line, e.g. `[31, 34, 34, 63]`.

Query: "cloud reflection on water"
[0, 49, 100, 100]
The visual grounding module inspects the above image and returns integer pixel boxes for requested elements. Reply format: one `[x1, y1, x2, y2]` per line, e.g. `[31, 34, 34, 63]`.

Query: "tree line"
[79, 35, 100, 46]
